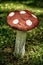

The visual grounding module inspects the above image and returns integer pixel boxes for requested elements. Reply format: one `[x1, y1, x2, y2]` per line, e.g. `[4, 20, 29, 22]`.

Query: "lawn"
[0, 1, 43, 65]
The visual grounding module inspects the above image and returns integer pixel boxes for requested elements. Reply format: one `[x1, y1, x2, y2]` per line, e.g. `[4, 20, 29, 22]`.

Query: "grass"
[0, 1, 43, 65]
[0, 1, 43, 13]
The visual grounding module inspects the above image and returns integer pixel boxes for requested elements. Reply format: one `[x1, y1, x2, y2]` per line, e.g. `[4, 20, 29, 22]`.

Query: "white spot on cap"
[20, 11, 26, 14]
[9, 12, 15, 16]
[31, 14, 37, 18]
[13, 19, 19, 24]
[26, 20, 32, 26]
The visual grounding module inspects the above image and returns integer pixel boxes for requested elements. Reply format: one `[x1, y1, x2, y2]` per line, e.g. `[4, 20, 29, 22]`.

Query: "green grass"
[0, 1, 43, 65]
[0, 1, 43, 13]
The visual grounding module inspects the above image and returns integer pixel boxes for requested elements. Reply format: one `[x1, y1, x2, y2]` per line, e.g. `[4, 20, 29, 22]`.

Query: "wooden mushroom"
[7, 10, 38, 58]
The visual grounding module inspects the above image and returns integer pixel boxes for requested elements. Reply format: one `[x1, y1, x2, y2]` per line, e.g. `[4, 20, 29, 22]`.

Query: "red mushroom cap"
[7, 10, 38, 31]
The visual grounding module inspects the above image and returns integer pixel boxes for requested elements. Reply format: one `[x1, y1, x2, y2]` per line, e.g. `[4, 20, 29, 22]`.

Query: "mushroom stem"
[14, 30, 26, 58]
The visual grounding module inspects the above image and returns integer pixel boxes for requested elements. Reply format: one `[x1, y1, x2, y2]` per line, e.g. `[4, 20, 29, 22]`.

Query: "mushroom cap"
[7, 10, 38, 31]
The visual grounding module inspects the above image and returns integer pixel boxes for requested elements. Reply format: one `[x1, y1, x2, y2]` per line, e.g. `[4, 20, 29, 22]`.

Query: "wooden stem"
[14, 30, 26, 58]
